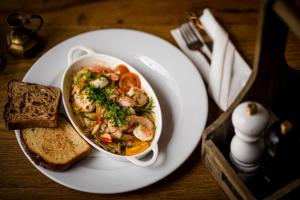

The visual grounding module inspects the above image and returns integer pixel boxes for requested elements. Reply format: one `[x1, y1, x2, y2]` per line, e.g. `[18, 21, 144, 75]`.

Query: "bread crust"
[4, 80, 61, 130]
[20, 116, 92, 171]
[20, 131, 91, 171]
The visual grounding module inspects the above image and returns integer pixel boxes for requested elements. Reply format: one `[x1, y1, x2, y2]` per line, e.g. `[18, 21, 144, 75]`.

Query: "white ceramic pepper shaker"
[230, 101, 269, 173]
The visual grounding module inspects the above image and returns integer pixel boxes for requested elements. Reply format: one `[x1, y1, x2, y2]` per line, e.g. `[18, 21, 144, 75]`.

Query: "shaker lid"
[232, 101, 269, 140]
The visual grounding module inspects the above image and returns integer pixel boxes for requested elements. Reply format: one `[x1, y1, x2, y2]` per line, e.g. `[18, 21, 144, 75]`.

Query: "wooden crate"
[201, 0, 300, 199]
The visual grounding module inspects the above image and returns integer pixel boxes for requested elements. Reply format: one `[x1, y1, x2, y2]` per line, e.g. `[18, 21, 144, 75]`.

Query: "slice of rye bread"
[21, 115, 92, 171]
[4, 80, 61, 130]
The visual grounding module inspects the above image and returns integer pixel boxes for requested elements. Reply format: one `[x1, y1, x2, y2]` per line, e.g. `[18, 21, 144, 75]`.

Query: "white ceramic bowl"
[61, 45, 162, 167]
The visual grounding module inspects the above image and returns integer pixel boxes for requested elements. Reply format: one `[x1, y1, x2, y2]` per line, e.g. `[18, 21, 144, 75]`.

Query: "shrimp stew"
[71, 64, 155, 156]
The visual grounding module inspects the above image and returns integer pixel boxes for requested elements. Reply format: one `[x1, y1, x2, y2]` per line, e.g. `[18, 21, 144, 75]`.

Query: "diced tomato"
[114, 64, 129, 75]
[101, 137, 112, 143]
[100, 133, 112, 143]
[119, 72, 141, 92]
[96, 119, 103, 124]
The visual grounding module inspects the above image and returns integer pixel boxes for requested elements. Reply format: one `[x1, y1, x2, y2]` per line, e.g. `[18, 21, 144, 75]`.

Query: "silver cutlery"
[189, 12, 213, 52]
[179, 22, 211, 64]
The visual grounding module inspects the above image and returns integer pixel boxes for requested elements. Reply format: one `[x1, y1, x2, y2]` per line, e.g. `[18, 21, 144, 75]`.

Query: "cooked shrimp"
[105, 72, 119, 81]
[73, 88, 95, 112]
[114, 64, 129, 75]
[118, 96, 135, 107]
[88, 66, 112, 74]
[119, 72, 141, 92]
[127, 87, 148, 107]
[117, 87, 148, 107]
[72, 85, 81, 95]
[100, 120, 123, 139]
[129, 115, 154, 141]
[90, 77, 109, 88]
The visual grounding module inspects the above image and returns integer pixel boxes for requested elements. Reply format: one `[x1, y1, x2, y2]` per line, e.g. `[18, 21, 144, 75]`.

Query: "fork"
[189, 12, 213, 52]
[179, 22, 211, 64]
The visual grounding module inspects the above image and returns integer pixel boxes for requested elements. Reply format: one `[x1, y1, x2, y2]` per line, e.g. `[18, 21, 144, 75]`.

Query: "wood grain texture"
[0, 0, 299, 199]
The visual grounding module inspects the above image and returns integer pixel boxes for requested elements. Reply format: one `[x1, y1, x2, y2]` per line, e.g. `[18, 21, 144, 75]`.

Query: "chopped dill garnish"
[87, 85, 129, 127]
[87, 86, 106, 105]
[104, 102, 130, 127]
[135, 98, 154, 116]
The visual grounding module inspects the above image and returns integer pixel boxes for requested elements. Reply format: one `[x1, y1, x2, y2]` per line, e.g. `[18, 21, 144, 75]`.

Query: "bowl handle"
[67, 45, 95, 65]
[126, 144, 159, 167]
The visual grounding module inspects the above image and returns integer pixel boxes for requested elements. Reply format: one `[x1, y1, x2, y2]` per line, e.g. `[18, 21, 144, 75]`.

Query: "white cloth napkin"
[171, 8, 251, 111]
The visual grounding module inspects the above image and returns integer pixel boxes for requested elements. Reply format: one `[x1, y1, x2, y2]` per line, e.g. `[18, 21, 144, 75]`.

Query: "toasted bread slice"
[4, 80, 61, 130]
[21, 115, 92, 171]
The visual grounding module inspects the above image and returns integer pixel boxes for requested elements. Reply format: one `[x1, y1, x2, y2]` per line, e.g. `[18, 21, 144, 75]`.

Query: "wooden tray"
[201, 0, 300, 199]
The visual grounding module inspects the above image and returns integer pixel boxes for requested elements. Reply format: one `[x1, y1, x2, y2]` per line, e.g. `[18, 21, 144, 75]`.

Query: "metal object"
[280, 120, 293, 135]
[246, 103, 258, 115]
[6, 12, 43, 57]
[179, 23, 211, 64]
[189, 12, 213, 52]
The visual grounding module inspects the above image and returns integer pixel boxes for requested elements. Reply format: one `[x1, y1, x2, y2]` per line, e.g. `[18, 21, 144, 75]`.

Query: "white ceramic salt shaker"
[230, 101, 269, 173]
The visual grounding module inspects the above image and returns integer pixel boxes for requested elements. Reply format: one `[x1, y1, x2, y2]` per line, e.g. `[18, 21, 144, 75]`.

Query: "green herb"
[106, 81, 115, 88]
[88, 86, 107, 105]
[87, 85, 130, 127]
[82, 70, 96, 79]
[135, 98, 154, 116]
[74, 69, 96, 84]
[105, 82, 118, 97]
[104, 102, 130, 127]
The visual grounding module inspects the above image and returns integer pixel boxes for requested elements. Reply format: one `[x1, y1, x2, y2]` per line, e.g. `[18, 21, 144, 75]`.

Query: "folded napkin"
[171, 8, 251, 111]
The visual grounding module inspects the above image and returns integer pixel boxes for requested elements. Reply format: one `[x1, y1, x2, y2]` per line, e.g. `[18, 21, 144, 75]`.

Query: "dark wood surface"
[1, 1, 300, 199]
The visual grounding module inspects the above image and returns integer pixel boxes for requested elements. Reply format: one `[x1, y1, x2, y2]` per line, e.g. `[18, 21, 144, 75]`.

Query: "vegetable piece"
[83, 117, 94, 127]
[91, 124, 100, 135]
[84, 112, 98, 120]
[72, 101, 81, 114]
[76, 115, 86, 127]
[128, 107, 136, 115]
[135, 98, 154, 116]
[123, 134, 136, 142]
[100, 133, 112, 143]
[74, 68, 95, 83]
[96, 104, 106, 118]
[125, 142, 149, 156]
[119, 73, 141, 92]
[111, 130, 122, 139]
[114, 64, 129, 75]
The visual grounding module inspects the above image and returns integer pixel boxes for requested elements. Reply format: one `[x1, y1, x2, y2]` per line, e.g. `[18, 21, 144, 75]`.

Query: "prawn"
[128, 115, 154, 141]
[100, 120, 123, 139]
[105, 72, 119, 81]
[73, 88, 95, 113]
[117, 96, 135, 107]
[117, 87, 148, 107]
[127, 87, 148, 107]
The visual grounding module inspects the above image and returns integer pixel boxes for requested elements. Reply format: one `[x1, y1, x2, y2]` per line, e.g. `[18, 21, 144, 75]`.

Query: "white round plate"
[15, 29, 208, 193]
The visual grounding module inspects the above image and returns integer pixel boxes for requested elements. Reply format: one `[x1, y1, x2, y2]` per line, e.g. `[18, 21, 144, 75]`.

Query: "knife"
[189, 12, 213, 52]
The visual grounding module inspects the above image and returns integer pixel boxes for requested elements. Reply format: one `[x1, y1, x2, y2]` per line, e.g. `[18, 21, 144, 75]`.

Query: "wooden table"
[1, 1, 300, 199]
